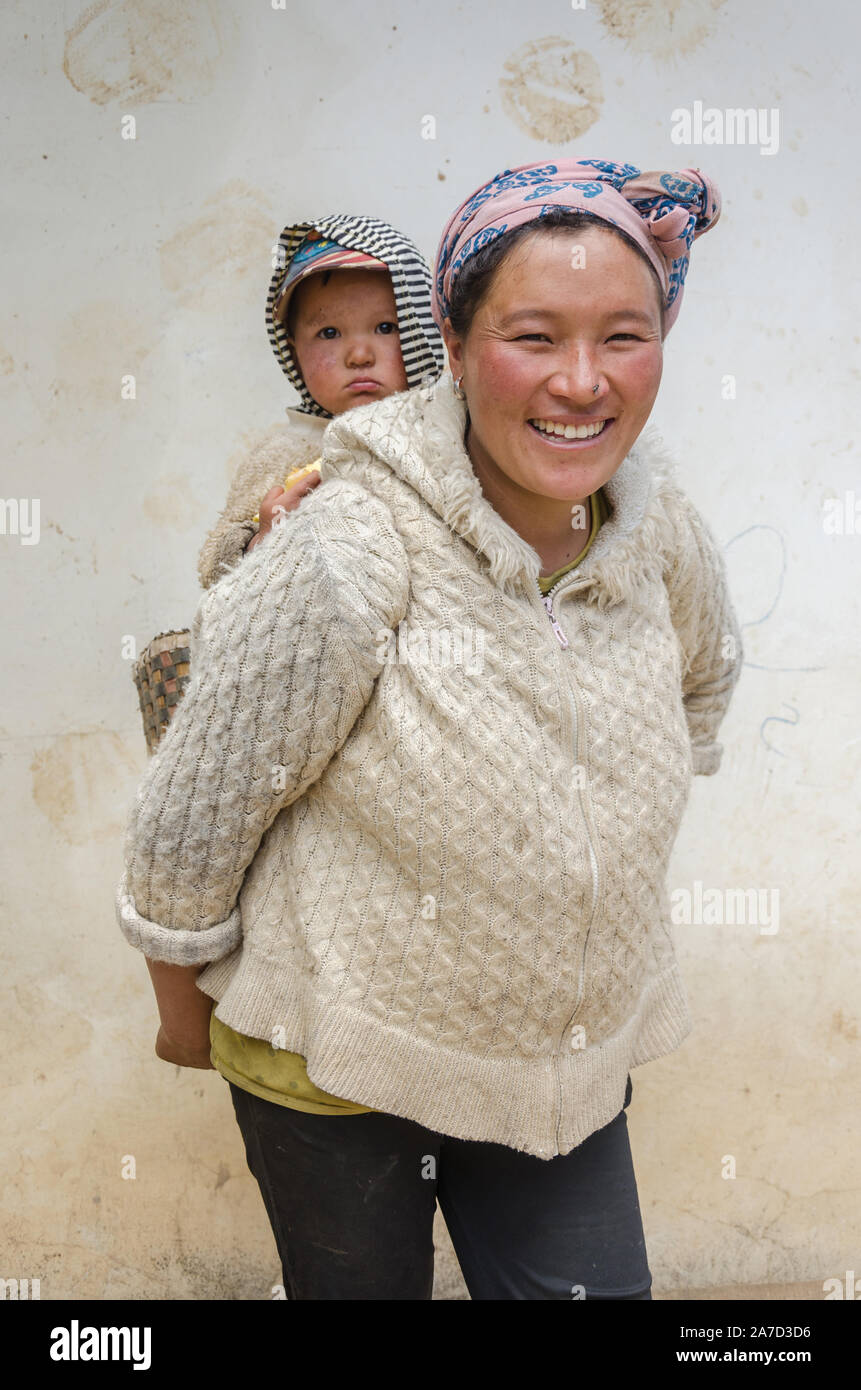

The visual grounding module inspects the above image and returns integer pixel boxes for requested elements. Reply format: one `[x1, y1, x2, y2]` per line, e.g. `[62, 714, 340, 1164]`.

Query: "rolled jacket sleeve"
[116, 482, 410, 965]
[662, 487, 743, 776]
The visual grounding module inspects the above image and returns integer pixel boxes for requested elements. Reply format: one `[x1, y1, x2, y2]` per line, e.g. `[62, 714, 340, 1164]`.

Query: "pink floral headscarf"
[431, 159, 721, 335]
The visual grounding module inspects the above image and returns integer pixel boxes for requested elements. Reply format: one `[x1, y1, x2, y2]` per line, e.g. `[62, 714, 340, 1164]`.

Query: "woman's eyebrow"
[497, 308, 557, 326]
[603, 308, 658, 326]
[498, 306, 657, 327]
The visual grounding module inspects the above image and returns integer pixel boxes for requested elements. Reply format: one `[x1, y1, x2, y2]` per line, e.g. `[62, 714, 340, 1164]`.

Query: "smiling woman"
[441, 215, 667, 575]
[430, 162, 720, 585]
[116, 157, 741, 1301]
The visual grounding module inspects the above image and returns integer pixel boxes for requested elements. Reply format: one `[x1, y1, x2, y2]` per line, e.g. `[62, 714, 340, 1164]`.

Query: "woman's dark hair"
[446, 208, 665, 338]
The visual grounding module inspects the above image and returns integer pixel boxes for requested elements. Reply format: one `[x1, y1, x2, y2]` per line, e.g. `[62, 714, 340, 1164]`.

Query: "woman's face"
[442, 228, 664, 506]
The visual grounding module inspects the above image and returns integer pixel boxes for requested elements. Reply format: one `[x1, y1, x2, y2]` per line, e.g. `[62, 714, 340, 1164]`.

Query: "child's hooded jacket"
[117, 372, 742, 1160]
[197, 214, 444, 590]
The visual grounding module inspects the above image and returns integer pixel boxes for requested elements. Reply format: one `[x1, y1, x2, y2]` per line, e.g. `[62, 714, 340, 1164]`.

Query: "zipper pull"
[542, 595, 569, 648]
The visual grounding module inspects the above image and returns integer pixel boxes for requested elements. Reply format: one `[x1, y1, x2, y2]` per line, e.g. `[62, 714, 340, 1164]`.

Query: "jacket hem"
[196, 950, 692, 1159]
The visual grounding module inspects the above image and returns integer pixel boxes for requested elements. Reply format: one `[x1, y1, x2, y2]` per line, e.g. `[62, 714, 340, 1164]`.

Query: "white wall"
[2, 0, 859, 1299]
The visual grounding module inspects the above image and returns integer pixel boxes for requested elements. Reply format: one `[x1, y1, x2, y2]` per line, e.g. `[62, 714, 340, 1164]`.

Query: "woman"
[116, 158, 742, 1300]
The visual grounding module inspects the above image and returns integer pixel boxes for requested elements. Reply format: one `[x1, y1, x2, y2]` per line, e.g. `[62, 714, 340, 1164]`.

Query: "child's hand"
[246, 471, 321, 554]
[155, 1024, 214, 1070]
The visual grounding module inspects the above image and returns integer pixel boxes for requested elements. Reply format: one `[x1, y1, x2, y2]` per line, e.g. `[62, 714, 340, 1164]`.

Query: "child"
[198, 215, 444, 584]
[142, 215, 444, 1114]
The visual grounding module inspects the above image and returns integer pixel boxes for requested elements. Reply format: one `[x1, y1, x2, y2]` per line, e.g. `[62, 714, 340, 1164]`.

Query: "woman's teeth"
[530, 418, 608, 440]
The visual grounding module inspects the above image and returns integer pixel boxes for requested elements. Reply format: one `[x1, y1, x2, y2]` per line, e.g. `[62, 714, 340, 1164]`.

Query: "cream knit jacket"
[117, 373, 743, 1159]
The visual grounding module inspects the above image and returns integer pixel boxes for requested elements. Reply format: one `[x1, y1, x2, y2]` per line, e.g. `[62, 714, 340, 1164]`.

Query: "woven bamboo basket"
[133, 630, 192, 756]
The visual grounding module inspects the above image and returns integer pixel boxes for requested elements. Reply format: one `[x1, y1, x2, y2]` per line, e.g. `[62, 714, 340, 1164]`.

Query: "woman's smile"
[527, 416, 615, 446]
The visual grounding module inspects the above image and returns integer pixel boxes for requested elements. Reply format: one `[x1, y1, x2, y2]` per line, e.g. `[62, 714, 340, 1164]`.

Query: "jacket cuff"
[691, 740, 723, 776]
[116, 876, 242, 965]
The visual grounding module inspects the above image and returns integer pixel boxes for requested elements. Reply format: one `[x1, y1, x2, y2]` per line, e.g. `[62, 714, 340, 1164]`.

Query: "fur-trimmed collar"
[322, 372, 683, 606]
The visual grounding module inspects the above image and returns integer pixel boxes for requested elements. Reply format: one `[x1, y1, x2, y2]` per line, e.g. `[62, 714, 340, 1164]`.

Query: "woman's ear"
[441, 318, 465, 379]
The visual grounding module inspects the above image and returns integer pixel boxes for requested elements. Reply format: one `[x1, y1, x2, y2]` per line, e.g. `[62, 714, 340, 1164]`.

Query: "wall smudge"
[142, 473, 199, 532]
[47, 299, 156, 431]
[595, 0, 728, 63]
[63, 0, 238, 107]
[30, 731, 142, 846]
[7, 983, 95, 1069]
[158, 181, 275, 313]
[830, 1009, 858, 1042]
[499, 37, 603, 144]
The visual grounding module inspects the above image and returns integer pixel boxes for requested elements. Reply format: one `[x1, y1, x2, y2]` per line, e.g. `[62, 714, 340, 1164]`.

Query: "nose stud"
[592, 383, 600, 395]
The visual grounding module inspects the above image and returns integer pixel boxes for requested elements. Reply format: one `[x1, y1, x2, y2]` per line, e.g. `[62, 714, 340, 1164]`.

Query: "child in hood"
[197, 214, 445, 587]
[143, 216, 444, 1111]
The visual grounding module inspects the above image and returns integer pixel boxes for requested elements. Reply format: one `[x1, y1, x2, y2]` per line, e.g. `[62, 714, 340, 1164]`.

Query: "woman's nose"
[546, 346, 604, 401]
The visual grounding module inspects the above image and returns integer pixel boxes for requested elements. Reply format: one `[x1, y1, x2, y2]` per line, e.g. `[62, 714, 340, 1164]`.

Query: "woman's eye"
[515, 333, 550, 342]
[608, 333, 641, 342]
[376, 321, 399, 334]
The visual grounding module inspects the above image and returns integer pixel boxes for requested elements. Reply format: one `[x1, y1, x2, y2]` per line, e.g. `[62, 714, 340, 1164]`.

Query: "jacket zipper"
[542, 591, 569, 648]
[536, 575, 603, 1150]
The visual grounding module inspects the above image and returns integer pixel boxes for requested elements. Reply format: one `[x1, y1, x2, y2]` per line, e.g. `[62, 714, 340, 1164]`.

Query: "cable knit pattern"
[117, 373, 742, 1158]
[196, 411, 327, 590]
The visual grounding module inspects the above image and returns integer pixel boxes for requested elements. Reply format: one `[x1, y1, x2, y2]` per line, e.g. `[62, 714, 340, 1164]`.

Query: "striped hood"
[266, 214, 446, 418]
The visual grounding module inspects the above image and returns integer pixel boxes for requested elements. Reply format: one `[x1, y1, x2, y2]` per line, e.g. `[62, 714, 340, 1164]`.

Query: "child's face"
[287, 269, 409, 415]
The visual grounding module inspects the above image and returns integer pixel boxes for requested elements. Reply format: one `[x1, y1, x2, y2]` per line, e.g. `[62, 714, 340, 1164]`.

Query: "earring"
[453, 375, 466, 400]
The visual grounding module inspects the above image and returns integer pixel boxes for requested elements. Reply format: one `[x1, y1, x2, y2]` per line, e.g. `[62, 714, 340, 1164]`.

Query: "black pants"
[228, 1074, 650, 1300]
